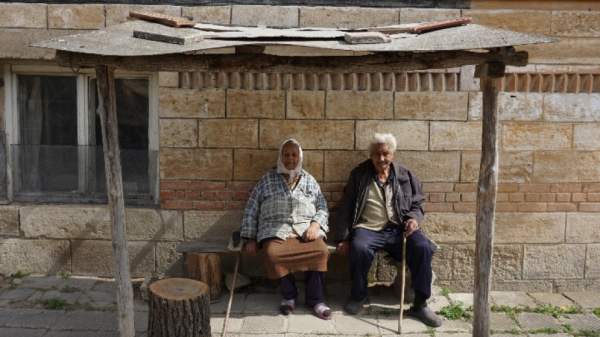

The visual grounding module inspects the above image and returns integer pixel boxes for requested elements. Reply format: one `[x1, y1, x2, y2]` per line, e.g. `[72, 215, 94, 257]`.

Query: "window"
[4, 66, 158, 205]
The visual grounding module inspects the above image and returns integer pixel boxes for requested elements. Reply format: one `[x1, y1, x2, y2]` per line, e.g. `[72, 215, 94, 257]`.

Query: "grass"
[58, 271, 71, 280]
[440, 287, 451, 297]
[43, 298, 66, 310]
[533, 304, 582, 318]
[575, 329, 600, 337]
[439, 302, 471, 320]
[528, 327, 561, 334]
[491, 304, 522, 320]
[10, 271, 30, 279]
[593, 307, 600, 318]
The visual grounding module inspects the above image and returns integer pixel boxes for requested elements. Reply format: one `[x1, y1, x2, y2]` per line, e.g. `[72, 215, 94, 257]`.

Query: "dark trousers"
[280, 271, 325, 307]
[349, 226, 433, 301]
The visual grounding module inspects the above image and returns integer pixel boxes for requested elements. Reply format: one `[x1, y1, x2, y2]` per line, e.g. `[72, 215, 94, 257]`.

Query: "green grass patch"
[593, 307, 600, 318]
[58, 271, 71, 280]
[533, 304, 582, 318]
[440, 287, 451, 297]
[439, 302, 471, 320]
[43, 298, 66, 310]
[491, 304, 523, 320]
[10, 271, 30, 279]
[528, 327, 561, 334]
[575, 329, 600, 337]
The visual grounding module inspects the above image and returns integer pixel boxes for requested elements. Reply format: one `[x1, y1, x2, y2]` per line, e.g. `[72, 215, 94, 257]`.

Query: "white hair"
[369, 133, 397, 154]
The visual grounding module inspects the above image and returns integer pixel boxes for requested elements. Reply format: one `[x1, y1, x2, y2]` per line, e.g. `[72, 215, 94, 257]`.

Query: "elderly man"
[334, 133, 442, 327]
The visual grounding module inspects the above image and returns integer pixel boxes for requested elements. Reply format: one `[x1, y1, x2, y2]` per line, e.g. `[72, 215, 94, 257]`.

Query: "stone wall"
[1, 3, 600, 292]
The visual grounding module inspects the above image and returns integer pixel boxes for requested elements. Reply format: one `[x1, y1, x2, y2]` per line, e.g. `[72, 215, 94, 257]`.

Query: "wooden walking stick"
[222, 231, 242, 337]
[398, 235, 408, 334]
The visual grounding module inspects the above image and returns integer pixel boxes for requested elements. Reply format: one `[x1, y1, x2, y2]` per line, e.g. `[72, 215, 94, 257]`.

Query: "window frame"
[3, 64, 159, 205]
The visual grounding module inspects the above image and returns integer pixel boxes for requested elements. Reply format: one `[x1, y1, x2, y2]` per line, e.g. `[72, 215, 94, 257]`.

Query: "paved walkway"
[0, 275, 599, 337]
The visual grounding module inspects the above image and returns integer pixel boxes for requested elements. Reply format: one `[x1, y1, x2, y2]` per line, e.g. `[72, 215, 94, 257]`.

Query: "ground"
[0, 274, 599, 337]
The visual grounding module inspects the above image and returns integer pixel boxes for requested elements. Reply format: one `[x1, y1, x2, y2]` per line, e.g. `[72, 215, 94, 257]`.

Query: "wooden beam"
[472, 61, 505, 337]
[95, 65, 135, 337]
[56, 49, 527, 73]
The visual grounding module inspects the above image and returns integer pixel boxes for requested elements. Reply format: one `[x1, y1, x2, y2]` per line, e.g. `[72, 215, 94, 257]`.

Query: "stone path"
[0, 275, 599, 337]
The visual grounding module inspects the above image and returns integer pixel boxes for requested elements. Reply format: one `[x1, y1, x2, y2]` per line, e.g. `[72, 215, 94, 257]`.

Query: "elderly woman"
[240, 138, 331, 320]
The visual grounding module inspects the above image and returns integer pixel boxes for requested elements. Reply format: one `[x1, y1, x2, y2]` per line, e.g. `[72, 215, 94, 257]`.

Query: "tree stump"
[186, 253, 222, 301]
[148, 278, 211, 337]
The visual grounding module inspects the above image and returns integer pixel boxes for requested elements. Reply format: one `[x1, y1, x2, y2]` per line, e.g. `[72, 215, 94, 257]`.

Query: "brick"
[461, 151, 533, 183]
[400, 8, 461, 24]
[517, 202, 548, 212]
[182, 6, 230, 24]
[533, 151, 600, 183]
[423, 212, 476, 243]
[587, 244, 600, 278]
[468, 93, 543, 121]
[566, 213, 600, 243]
[574, 123, 600, 150]
[158, 72, 179, 88]
[422, 182, 454, 192]
[509, 193, 525, 202]
[0, 28, 85, 60]
[453, 202, 476, 212]
[160, 119, 197, 147]
[232, 5, 298, 27]
[445, 193, 460, 202]
[525, 37, 600, 64]
[498, 183, 519, 193]
[543, 94, 600, 122]
[461, 192, 477, 202]
[162, 199, 193, 209]
[48, 4, 104, 29]
[580, 203, 600, 212]
[300, 6, 398, 29]
[588, 193, 600, 202]
[0, 207, 19, 236]
[502, 122, 572, 151]
[0, 3, 47, 28]
[105, 4, 181, 26]
[430, 122, 481, 150]
[496, 193, 509, 202]
[551, 183, 582, 193]
[198, 119, 258, 148]
[583, 183, 600, 192]
[323, 151, 366, 182]
[160, 148, 233, 180]
[556, 193, 571, 202]
[524, 244, 586, 279]
[260, 120, 354, 150]
[525, 193, 541, 202]
[395, 92, 468, 121]
[160, 88, 225, 118]
[0, 239, 70, 275]
[355, 120, 428, 151]
[424, 203, 453, 212]
[72, 240, 154, 277]
[428, 193, 444, 202]
[539, 193, 556, 202]
[520, 183, 551, 193]
[495, 212, 565, 244]
[286, 91, 324, 119]
[463, 9, 551, 34]
[551, 11, 600, 37]
[326, 91, 393, 119]
[184, 210, 242, 243]
[496, 202, 519, 212]
[227, 90, 285, 119]
[454, 183, 476, 192]
[572, 193, 587, 202]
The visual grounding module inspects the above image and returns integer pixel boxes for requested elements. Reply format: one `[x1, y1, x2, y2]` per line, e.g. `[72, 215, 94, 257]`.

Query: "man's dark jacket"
[333, 159, 425, 242]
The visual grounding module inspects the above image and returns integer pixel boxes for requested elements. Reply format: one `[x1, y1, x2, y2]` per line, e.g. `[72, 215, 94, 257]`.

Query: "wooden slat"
[412, 17, 472, 34]
[129, 10, 195, 28]
[344, 32, 391, 44]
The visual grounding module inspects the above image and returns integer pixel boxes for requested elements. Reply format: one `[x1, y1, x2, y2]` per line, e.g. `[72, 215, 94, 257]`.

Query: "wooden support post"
[472, 61, 505, 337]
[96, 65, 135, 337]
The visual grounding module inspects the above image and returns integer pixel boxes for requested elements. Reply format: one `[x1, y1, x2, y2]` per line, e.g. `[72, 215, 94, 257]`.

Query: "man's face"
[370, 143, 394, 173]
[282, 143, 300, 170]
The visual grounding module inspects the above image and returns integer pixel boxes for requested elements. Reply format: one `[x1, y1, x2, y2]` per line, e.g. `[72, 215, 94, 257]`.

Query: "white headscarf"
[277, 138, 303, 183]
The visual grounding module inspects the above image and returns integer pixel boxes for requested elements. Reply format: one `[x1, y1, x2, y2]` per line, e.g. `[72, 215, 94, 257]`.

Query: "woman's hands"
[303, 221, 321, 241]
[243, 239, 257, 255]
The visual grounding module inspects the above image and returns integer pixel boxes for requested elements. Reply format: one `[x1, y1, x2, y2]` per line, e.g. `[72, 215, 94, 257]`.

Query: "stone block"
[574, 123, 600, 150]
[468, 92, 543, 121]
[423, 212, 476, 243]
[551, 11, 600, 37]
[0, 3, 47, 28]
[502, 122, 572, 151]
[586, 244, 600, 278]
[159, 88, 225, 118]
[516, 312, 561, 331]
[181, 6, 230, 24]
[126, 209, 183, 241]
[48, 5, 105, 29]
[300, 6, 399, 29]
[156, 242, 183, 275]
[523, 244, 585, 279]
[197, 119, 258, 148]
[160, 148, 233, 180]
[259, 120, 354, 150]
[564, 291, 600, 309]
[543, 94, 600, 122]
[400, 8, 461, 24]
[234, 149, 322, 181]
[0, 207, 19, 236]
[184, 210, 243, 243]
[396, 151, 460, 182]
[533, 151, 600, 183]
[491, 291, 537, 308]
[158, 72, 179, 88]
[286, 91, 324, 119]
[524, 37, 600, 64]
[21, 206, 111, 239]
[0, 28, 85, 60]
[72, 240, 154, 277]
[528, 292, 576, 307]
[463, 9, 551, 34]
[232, 5, 298, 27]
[159, 119, 198, 147]
[105, 5, 181, 26]
[566, 213, 600, 243]
[560, 313, 600, 331]
[355, 121, 428, 151]
[430, 121, 481, 150]
[432, 244, 453, 280]
[323, 150, 366, 182]
[493, 280, 554, 293]
[461, 151, 533, 183]
[0, 239, 70, 275]
[453, 244, 522, 281]
[226, 90, 285, 119]
[395, 92, 468, 121]
[326, 91, 393, 119]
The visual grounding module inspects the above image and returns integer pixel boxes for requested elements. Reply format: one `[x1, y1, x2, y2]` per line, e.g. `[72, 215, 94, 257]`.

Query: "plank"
[344, 32, 391, 44]
[129, 10, 195, 28]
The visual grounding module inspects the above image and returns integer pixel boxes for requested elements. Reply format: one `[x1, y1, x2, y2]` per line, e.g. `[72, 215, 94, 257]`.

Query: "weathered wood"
[148, 278, 211, 337]
[412, 17, 472, 34]
[129, 10, 195, 28]
[186, 253, 223, 301]
[472, 62, 505, 337]
[96, 65, 135, 337]
[344, 32, 391, 44]
[56, 49, 528, 73]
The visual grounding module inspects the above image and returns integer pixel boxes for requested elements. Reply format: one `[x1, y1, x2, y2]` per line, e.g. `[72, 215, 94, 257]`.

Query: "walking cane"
[222, 232, 241, 337]
[398, 235, 407, 334]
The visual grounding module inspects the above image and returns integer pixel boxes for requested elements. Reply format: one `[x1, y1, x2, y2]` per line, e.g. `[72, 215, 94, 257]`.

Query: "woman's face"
[282, 143, 300, 170]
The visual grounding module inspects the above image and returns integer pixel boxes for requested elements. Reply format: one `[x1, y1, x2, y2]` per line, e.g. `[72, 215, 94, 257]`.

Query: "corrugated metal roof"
[32, 19, 554, 57]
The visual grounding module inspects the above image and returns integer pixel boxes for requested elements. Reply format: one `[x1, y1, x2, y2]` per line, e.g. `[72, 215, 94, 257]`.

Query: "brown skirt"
[261, 238, 329, 279]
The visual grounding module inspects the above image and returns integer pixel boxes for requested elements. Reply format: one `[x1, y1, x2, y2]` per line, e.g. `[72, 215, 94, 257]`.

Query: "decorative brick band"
[502, 72, 600, 93]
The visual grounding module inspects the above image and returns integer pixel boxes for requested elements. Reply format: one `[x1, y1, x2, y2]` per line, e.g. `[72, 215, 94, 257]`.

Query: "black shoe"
[344, 297, 367, 315]
[405, 306, 443, 327]
[279, 299, 295, 315]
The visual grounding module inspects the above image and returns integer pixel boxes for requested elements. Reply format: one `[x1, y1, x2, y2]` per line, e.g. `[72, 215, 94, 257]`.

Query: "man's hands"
[404, 218, 419, 237]
[303, 221, 321, 241]
[243, 239, 257, 255]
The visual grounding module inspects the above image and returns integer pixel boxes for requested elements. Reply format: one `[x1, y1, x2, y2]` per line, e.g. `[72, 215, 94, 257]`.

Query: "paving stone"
[288, 313, 337, 334]
[240, 315, 286, 333]
[448, 293, 473, 307]
[529, 292, 576, 308]
[134, 299, 148, 312]
[5, 309, 64, 329]
[436, 333, 471, 337]
[559, 313, 600, 331]
[0, 287, 36, 303]
[516, 312, 562, 331]
[433, 318, 472, 332]
[522, 334, 571, 337]
[134, 310, 147, 332]
[332, 313, 379, 335]
[210, 315, 244, 333]
[243, 293, 280, 314]
[0, 328, 46, 337]
[28, 290, 82, 305]
[53, 310, 118, 331]
[91, 280, 116, 293]
[491, 291, 537, 308]
[20, 277, 64, 290]
[210, 293, 245, 314]
[43, 332, 119, 337]
[489, 334, 527, 337]
[429, 295, 451, 313]
[564, 291, 600, 309]
[490, 312, 518, 332]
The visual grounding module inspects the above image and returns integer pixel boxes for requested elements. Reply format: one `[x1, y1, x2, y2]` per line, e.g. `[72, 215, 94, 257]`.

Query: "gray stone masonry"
[1, 276, 600, 337]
